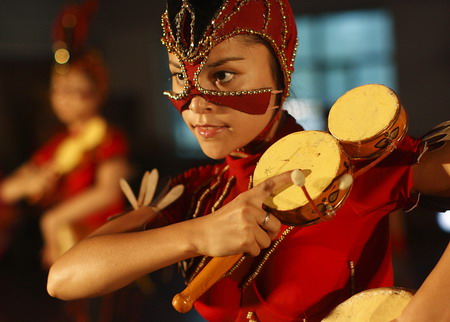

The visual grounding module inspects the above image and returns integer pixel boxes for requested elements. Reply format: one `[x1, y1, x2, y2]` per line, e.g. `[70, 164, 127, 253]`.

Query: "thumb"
[251, 170, 294, 201]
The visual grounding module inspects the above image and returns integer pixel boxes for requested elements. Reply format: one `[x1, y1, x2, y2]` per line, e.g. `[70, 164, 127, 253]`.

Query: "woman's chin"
[200, 145, 233, 160]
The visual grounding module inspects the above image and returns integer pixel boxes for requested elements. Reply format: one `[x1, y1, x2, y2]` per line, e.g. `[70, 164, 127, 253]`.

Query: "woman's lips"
[194, 124, 227, 138]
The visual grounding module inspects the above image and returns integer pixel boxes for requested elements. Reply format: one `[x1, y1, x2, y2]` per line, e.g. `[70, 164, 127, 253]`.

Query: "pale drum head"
[322, 287, 415, 322]
[328, 84, 408, 159]
[253, 131, 352, 226]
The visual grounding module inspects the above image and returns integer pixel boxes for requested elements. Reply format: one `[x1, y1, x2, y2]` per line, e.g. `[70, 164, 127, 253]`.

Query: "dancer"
[48, 1, 450, 321]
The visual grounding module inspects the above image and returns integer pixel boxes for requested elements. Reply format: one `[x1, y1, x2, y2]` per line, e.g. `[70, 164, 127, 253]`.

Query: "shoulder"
[96, 124, 129, 159]
[31, 131, 69, 165]
[172, 162, 227, 189]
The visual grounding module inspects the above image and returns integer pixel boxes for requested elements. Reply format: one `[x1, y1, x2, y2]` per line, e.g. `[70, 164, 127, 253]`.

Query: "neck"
[67, 115, 98, 134]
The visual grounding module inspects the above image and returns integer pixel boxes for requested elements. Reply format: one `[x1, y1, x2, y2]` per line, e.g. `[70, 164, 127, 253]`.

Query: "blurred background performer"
[0, 0, 136, 320]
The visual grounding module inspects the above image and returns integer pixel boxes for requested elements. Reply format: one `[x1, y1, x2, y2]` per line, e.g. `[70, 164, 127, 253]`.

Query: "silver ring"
[261, 213, 270, 227]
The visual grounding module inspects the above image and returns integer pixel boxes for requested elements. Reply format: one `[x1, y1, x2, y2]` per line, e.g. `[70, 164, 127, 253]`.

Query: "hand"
[40, 211, 63, 269]
[25, 164, 59, 201]
[41, 243, 59, 269]
[192, 171, 293, 257]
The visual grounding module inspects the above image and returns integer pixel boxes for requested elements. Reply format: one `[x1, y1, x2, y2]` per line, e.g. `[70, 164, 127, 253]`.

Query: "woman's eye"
[214, 71, 234, 84]
[172, 72, 185, 82]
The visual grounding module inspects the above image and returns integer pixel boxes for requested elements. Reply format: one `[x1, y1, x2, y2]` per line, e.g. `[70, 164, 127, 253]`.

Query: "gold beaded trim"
[223, 174, 294, 288]
[161, 0, 299, 100]
[212, 176, 236, 211]
[349, 260, 355, 295]
[241, 225, 295, 288]
[163, 56, 191, 101]
[174, 0, 197, 58]
[183, 168, 238, 284]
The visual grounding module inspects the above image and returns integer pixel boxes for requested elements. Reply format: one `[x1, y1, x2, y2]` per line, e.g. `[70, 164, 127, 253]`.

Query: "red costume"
[162, 111, 421, 321]
[31, 125, 128, 232]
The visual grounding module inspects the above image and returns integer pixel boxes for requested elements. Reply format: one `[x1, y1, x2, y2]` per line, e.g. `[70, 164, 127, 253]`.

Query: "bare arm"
[40, 157, 128, 227]
[47, 171, 291, 301]
[40, 157, 128, 266]
[412, 143, 450, 197]
[397, 142, 450, 320]
[0, 162, 56, 204]
[395, 242, 450, 322]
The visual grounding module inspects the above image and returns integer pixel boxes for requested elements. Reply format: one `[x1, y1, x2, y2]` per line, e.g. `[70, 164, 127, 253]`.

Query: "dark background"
[0, 0, 449, 321]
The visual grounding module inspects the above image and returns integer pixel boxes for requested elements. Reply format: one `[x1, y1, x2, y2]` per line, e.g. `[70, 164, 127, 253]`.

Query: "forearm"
[47, 218, 199, 300]
[396, 242, 450, 321]
[413, 143, 450, 197]
[47, 172, 290, 301]
[0, 166, 31, 203]
[43, 185, 123, 225]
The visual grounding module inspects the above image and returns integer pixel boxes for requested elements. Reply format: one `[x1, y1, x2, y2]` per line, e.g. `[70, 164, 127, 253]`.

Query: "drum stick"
[338, 174, 353, 191]
[172, 253, 243, 313]
[291, 169, 325, 220]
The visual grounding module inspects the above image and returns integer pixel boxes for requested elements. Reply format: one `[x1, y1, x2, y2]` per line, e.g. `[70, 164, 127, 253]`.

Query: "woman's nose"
[189, 95, 213, 114]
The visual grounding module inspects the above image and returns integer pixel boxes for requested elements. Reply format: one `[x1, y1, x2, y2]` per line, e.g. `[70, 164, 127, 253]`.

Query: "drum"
[253, 130, 352, 226]
[322, 287, 414, 322]
[328, 84, 408, 160]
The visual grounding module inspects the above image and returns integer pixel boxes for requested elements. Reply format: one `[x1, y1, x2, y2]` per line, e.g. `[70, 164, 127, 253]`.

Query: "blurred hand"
[25, 164, 59, 201]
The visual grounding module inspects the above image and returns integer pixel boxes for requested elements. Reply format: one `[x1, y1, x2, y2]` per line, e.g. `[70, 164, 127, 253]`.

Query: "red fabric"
[167, 61, 274, 114]
[31, 125, 127, 231]
[162, 113, 421, 321]
[52, 0, 99, 54]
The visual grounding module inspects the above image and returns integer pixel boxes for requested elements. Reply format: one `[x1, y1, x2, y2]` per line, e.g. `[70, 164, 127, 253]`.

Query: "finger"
[258, 212, 281, 240]
[137, 171, 149, 207]
[251, 170, 294, 201]
[254, 226, 272, 250]
[246, 242, 263, 257]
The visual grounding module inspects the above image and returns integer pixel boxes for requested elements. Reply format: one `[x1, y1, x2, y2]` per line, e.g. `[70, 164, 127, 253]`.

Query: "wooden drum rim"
[328, 84, 408, 160]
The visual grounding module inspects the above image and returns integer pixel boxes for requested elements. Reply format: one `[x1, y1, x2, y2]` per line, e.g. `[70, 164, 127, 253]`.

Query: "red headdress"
[52, 0, 108, 101]
[161, 0, 298, 114]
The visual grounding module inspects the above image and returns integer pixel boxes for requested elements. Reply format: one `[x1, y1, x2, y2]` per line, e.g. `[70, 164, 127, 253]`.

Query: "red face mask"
[164, 59, 278, 114]
[161, 0, 298, 115]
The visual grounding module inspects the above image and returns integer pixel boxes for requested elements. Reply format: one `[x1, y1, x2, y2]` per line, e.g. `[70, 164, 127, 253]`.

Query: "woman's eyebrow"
[168, 60, 181, 69]
[206, 57, 245, 68]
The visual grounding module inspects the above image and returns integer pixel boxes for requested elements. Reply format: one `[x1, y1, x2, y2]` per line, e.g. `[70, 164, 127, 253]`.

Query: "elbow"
[47, 263, 78, 300]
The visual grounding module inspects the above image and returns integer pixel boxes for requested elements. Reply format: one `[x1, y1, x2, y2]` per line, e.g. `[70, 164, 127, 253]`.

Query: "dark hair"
[167, 0, 224, 48]
[242, 35, 285, 93]
[52, 50, 109, 103]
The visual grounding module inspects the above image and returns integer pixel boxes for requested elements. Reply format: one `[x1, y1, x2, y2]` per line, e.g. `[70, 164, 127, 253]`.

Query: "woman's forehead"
[168, 36, 269, 66]
[52, 69, 92, 88]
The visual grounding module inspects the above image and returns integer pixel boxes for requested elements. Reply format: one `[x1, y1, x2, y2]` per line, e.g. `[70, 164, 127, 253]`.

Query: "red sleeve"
[161, 164, 220, 224]
[95, 127, 128, 162]
[31, 132, 67, 166]
[349, 135, 421, 216]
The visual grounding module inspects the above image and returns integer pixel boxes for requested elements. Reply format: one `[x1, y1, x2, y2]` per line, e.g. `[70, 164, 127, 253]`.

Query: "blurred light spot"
[437, 210, 450, 233]
[54, 48, 70, 64]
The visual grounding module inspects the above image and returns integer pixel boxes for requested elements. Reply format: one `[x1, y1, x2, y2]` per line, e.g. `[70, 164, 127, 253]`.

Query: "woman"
[0, 50, 129, 268]
[47, 0, 450, 321]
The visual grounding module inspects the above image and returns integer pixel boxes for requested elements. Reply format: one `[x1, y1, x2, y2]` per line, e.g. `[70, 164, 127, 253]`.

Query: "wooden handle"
[172, 253, 243, 313]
